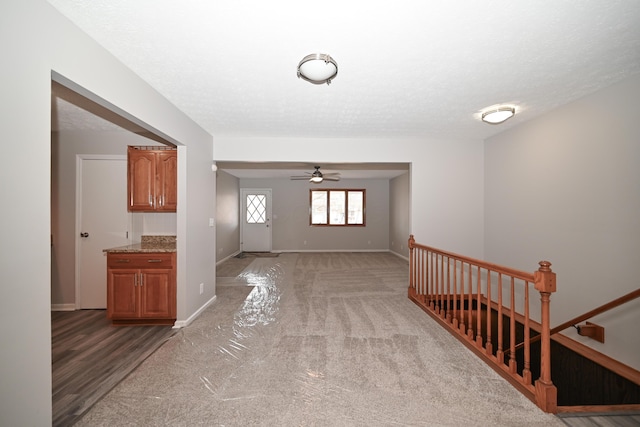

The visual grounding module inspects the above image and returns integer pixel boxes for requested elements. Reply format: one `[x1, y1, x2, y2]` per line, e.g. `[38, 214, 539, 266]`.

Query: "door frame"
[240, 188, 273, 252]
[74, 154, 132, 309]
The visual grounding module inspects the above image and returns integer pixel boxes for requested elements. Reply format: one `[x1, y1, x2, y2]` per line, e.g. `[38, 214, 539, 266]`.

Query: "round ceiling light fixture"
[297, 53, 338, 85]
[481, 106, 516, 124]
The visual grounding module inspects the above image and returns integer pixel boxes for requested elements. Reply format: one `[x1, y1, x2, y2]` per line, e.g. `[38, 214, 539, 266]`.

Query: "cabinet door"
[139, 269, 174, 319]
[156, 151, 177, 212]
[128, 150, 156, 211]
[107, 269, 139, 319]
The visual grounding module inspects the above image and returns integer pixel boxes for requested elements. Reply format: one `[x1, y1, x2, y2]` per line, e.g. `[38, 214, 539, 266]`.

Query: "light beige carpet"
[76, 252, 564, 426]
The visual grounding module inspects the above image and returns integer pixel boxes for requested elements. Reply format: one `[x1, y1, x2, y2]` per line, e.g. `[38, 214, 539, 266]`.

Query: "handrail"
[509, 287, 640, 352]
[550, 287, 640, 336]
[408, 241, 535, 281]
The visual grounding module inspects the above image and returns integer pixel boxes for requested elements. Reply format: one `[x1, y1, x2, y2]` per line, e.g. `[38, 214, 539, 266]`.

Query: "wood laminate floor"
[51, 309, 176, 426]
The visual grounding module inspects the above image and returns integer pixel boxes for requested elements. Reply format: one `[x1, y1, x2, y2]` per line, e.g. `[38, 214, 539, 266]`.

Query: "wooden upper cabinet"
[128, 150, 155, 211]
[156, 151, 178, 212]
[128, 146, 177, 212]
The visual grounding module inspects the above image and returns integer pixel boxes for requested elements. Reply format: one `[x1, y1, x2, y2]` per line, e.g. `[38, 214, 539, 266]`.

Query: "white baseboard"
[216, 251, 242, 266]
[51, 304, 76, 311]
[390, 251, 409, 262]
[173, 295, 217, 329]
[277, 249, 391, 253]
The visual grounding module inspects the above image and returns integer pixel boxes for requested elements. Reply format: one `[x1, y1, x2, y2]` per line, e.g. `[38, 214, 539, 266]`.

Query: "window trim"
[309, 189, 366, 227]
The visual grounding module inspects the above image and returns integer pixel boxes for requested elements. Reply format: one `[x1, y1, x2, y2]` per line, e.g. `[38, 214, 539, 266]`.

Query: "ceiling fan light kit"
[297, 53, 338, 85]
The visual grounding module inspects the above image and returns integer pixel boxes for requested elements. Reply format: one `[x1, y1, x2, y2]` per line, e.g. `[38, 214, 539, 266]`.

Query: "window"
[310, 189, 365, 226]
[246, 194, 266, 224]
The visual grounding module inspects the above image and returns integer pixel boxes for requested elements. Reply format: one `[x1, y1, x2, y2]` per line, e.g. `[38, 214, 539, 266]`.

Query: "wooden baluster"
[424, 251, 429, 306]
[459, 261, 466, 333]
[417, 248, 423, 300]
[486, 270, 493, 355]
[497, 272, 503, 363]
[452, 259, 458, 328]
[415, 247, 420, 297]
[408, 235, 414, 297]
[476, 266, 483, 348]
[440, 256, 444, 317]
[534, 261, 557, 413]
[523, 282, 531, 384]
[430, 252, 435, 311]
[423, 250, 427, 305]
[433, 252, 438, 310]
[467, 263, 474, 340]
[509, 277, 517, 374]
[424, 250, 428, 303]
[446, 256, 451, 322]
[438, 254, 443, 317]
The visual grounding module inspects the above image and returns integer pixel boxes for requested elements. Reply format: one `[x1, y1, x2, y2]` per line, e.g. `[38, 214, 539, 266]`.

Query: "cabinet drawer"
[107, 253, 175, 269]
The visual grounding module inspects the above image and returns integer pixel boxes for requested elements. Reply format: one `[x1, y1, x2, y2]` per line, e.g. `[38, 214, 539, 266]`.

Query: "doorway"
[240, 188, 272, 252]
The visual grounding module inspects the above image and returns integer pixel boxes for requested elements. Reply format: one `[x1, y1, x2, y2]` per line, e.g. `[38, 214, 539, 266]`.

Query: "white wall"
[214, 136, 485, 258]
[239, 178, 391, 251]
[484, 73, 640, 370]
[0, 1, 214, 424]
[389, 172, 411, 258]
[216, 170, 241, 260]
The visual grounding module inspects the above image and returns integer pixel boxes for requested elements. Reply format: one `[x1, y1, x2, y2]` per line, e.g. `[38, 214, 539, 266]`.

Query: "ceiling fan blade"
[290, 176, 311, 180]
[323, 176, 341, 181]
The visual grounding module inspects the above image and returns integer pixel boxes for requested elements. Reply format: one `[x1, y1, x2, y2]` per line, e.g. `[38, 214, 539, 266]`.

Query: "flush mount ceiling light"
[482, 106, 516, 124]
[297, 53, 338, 85]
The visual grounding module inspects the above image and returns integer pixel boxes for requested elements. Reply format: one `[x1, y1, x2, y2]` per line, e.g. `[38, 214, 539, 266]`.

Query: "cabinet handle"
[147, 259, 163, 263]
[140, 273, 144, 286]
[116, 259, 131, 263]
[149, 194, 153, 207]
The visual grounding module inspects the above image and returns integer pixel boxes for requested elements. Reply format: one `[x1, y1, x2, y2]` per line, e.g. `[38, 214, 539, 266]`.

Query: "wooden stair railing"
[407, 235, 558, 413]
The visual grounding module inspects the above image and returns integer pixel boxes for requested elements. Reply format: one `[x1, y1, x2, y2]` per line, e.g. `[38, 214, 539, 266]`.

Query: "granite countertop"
[103, 235, 176, 253]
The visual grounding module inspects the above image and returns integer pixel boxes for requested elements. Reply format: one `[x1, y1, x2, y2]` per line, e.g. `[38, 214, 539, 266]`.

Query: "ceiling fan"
[290, 166, 340, 183]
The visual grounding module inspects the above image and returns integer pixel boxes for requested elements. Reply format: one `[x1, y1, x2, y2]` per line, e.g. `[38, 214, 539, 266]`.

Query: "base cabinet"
[107, 252, 176, 325]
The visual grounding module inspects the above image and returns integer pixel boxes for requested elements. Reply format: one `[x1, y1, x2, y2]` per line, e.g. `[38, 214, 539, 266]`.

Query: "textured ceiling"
[49, 1, 640, 149]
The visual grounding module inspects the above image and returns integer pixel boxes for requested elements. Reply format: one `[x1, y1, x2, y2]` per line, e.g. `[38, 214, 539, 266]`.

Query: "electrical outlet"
[199, 283, 204, 294]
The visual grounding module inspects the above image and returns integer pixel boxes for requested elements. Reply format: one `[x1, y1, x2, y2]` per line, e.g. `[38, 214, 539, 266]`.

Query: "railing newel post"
[408, 235, 415, 298]
[533, 260, 557, 413]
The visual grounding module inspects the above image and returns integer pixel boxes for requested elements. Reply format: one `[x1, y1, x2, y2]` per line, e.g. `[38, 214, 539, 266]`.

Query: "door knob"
[80, 232, 89, 238]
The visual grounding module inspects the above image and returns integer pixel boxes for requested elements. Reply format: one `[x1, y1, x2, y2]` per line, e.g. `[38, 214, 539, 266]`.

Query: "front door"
[78, 156, 131, 308]
[240, 188, 272, 252]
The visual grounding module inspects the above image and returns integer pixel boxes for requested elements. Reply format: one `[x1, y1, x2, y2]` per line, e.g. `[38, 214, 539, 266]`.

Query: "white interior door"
[77, 156, 130, 309]
[241, 188, 272, 252]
